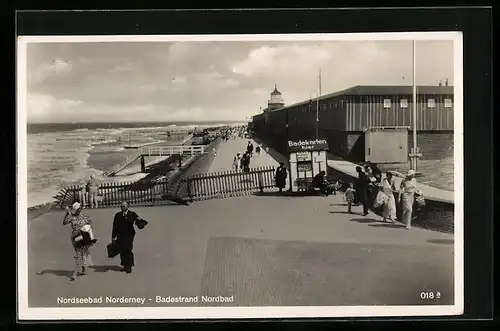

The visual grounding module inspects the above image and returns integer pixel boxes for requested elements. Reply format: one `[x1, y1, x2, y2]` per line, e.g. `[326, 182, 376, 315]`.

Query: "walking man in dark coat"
[275, 162, 288, 192]
[246, 141, 254, 156]
[355, 166, 371, 216]
[111, 201, 143, 274]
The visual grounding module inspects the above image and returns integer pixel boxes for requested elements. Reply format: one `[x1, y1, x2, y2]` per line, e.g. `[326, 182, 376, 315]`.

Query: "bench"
[295, 178, 321, 193]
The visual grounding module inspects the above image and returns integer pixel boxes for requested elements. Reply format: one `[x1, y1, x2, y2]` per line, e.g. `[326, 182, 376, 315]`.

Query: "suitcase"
[107, 241, 120, 258]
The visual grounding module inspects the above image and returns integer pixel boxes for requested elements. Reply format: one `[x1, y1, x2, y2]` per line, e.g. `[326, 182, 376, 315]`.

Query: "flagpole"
[411, 40, 419, 171]
[316, 68, 321, 139]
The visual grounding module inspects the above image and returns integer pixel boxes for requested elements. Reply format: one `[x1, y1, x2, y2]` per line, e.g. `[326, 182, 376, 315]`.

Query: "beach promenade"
[207, 138, 279, 173]
[27, 137, 455, 309]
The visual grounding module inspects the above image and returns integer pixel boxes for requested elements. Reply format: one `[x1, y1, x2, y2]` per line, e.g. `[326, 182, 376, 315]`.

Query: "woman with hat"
[63, 202, 95, 281]
[398, 169, 418, 230]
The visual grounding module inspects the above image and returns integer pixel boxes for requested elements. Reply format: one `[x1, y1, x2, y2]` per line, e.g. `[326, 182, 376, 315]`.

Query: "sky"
[25, 39, 454, 123]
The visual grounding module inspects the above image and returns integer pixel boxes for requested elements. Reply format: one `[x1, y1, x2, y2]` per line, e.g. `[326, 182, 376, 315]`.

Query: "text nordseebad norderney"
[56, 295, 234, 305]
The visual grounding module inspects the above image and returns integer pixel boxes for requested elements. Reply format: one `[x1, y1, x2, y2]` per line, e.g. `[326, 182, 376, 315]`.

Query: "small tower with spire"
[267, 84, 285, 111]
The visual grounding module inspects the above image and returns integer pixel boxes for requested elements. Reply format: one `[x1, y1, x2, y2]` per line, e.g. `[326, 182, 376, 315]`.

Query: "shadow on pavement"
[328, 211, 353, 215]
[253, 191, 292, 197]
[36, 265, 123, 278]
[36, 270, 73, 278]
[427, 239, 454, 245]
[349, 218, 379, 224]
[90, 265, 123, 272]
[368, 223, 404, 229]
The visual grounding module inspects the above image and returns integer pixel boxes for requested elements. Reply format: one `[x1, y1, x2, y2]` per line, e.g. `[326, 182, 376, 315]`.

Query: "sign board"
[296, 151, 311, 161]
[287, 139, 329, 153]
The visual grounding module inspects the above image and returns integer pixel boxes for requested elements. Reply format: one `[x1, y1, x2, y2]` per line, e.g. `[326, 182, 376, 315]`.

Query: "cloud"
[24, 40, 454, 123]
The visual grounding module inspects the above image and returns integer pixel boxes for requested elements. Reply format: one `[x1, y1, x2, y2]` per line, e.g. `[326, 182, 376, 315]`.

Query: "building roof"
[265, 85, 454, 113]
[271, 84, 282, 95]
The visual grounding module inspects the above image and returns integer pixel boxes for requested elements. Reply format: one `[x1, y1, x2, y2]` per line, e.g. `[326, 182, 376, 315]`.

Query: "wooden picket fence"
[179, 166, 276, 201]
[54, 166, 277, 208]
[54, 179, 179, 209]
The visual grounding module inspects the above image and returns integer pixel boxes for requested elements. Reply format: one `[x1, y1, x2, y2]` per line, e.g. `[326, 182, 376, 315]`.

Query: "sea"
[26, 122, 240, 208]
[26, 122, 454, 208]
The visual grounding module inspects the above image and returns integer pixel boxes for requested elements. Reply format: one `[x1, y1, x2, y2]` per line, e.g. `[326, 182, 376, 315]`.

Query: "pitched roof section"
[271, 84, 281, 95]
[267, 85, 454, 113]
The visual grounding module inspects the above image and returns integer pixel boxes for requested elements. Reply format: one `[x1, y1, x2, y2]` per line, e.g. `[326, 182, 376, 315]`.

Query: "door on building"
[365, 127, 409, 163]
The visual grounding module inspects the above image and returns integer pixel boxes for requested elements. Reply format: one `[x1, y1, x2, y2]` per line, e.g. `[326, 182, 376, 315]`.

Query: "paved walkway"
[207, 138, 279, 173]
[27, 193, 454, 309]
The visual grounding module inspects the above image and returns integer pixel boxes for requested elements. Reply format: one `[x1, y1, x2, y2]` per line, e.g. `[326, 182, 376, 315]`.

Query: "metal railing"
[103, 154, 141, 177]
[138, 145, 206, 157]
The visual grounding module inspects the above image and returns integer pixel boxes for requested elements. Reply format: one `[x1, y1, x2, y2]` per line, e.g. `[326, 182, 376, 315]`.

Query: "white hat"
[71, 202, 81, 212]
[407, 169, 416, 177]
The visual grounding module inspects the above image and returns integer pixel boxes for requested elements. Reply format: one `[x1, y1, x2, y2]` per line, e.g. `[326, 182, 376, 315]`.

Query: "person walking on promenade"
[246, 141, 254, 156]
[398, 169, 418, 230]
[344, 183, 356, 213]
[240, 152, 251, 172]
[232, 153, 241, 172]
[255, 144, 261, 156]
[111, 201, 145, 274]
[87, 174, 100, 208]
[63, 202, 95, 281]
[355, 166, 371, 216]
[79, 178, 87, 207]
[366, 161, 382, 183]
[275, 162, 288, 193]
[381, 172, 397, 223]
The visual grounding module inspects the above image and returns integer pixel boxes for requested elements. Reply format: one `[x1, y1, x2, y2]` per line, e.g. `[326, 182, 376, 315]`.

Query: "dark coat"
[369, 164, 382, 182]
[312, 173, 326, 188]
[356, 171, 371, 190]
[275, 166, 287, 188]
[112, 210, 139, 251]
[247, 144, 254, 153]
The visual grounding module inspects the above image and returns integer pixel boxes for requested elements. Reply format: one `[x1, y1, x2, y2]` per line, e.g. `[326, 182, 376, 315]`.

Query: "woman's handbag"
[373, 190, 389, 208]
[414, 189, 426, 207]
[73, 224, 97, 248]
[107, 241, 120, 258]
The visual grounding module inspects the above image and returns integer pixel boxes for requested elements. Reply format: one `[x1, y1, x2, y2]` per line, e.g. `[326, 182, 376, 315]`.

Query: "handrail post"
[258, 171, 264, 192]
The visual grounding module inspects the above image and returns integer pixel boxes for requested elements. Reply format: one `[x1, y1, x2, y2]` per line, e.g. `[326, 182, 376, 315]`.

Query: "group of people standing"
[62, 200, 146, 281]
[78, 174, 101, 209]
[349, 162, 420, 230]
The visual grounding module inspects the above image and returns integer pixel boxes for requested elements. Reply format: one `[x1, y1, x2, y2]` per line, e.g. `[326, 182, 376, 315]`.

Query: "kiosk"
[287, 138, 329, 192]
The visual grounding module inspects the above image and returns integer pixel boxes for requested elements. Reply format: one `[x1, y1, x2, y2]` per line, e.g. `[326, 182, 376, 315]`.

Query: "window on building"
[400, 98, 408, 108]
[383, 99, 391, 108]
[428, 98, 436, 108]
[444, 98, 453, 108]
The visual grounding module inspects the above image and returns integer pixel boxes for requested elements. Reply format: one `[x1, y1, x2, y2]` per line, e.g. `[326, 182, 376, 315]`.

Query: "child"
[344, 183, 355, 213]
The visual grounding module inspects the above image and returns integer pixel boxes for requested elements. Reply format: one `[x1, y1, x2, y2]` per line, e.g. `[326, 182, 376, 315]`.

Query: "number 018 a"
[420, 292, 441, 299]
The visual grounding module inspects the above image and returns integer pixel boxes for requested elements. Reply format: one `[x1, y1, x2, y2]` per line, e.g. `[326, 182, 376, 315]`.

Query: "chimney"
[438, 80, 442, 86]
[445, 78, 448, 86]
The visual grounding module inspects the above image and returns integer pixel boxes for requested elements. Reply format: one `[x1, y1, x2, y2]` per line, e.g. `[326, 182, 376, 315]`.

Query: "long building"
[252, 84, 454, 162]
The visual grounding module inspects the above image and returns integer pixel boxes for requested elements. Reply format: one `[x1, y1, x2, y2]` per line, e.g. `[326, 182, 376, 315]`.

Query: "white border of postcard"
[17, 32, 464, 320]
